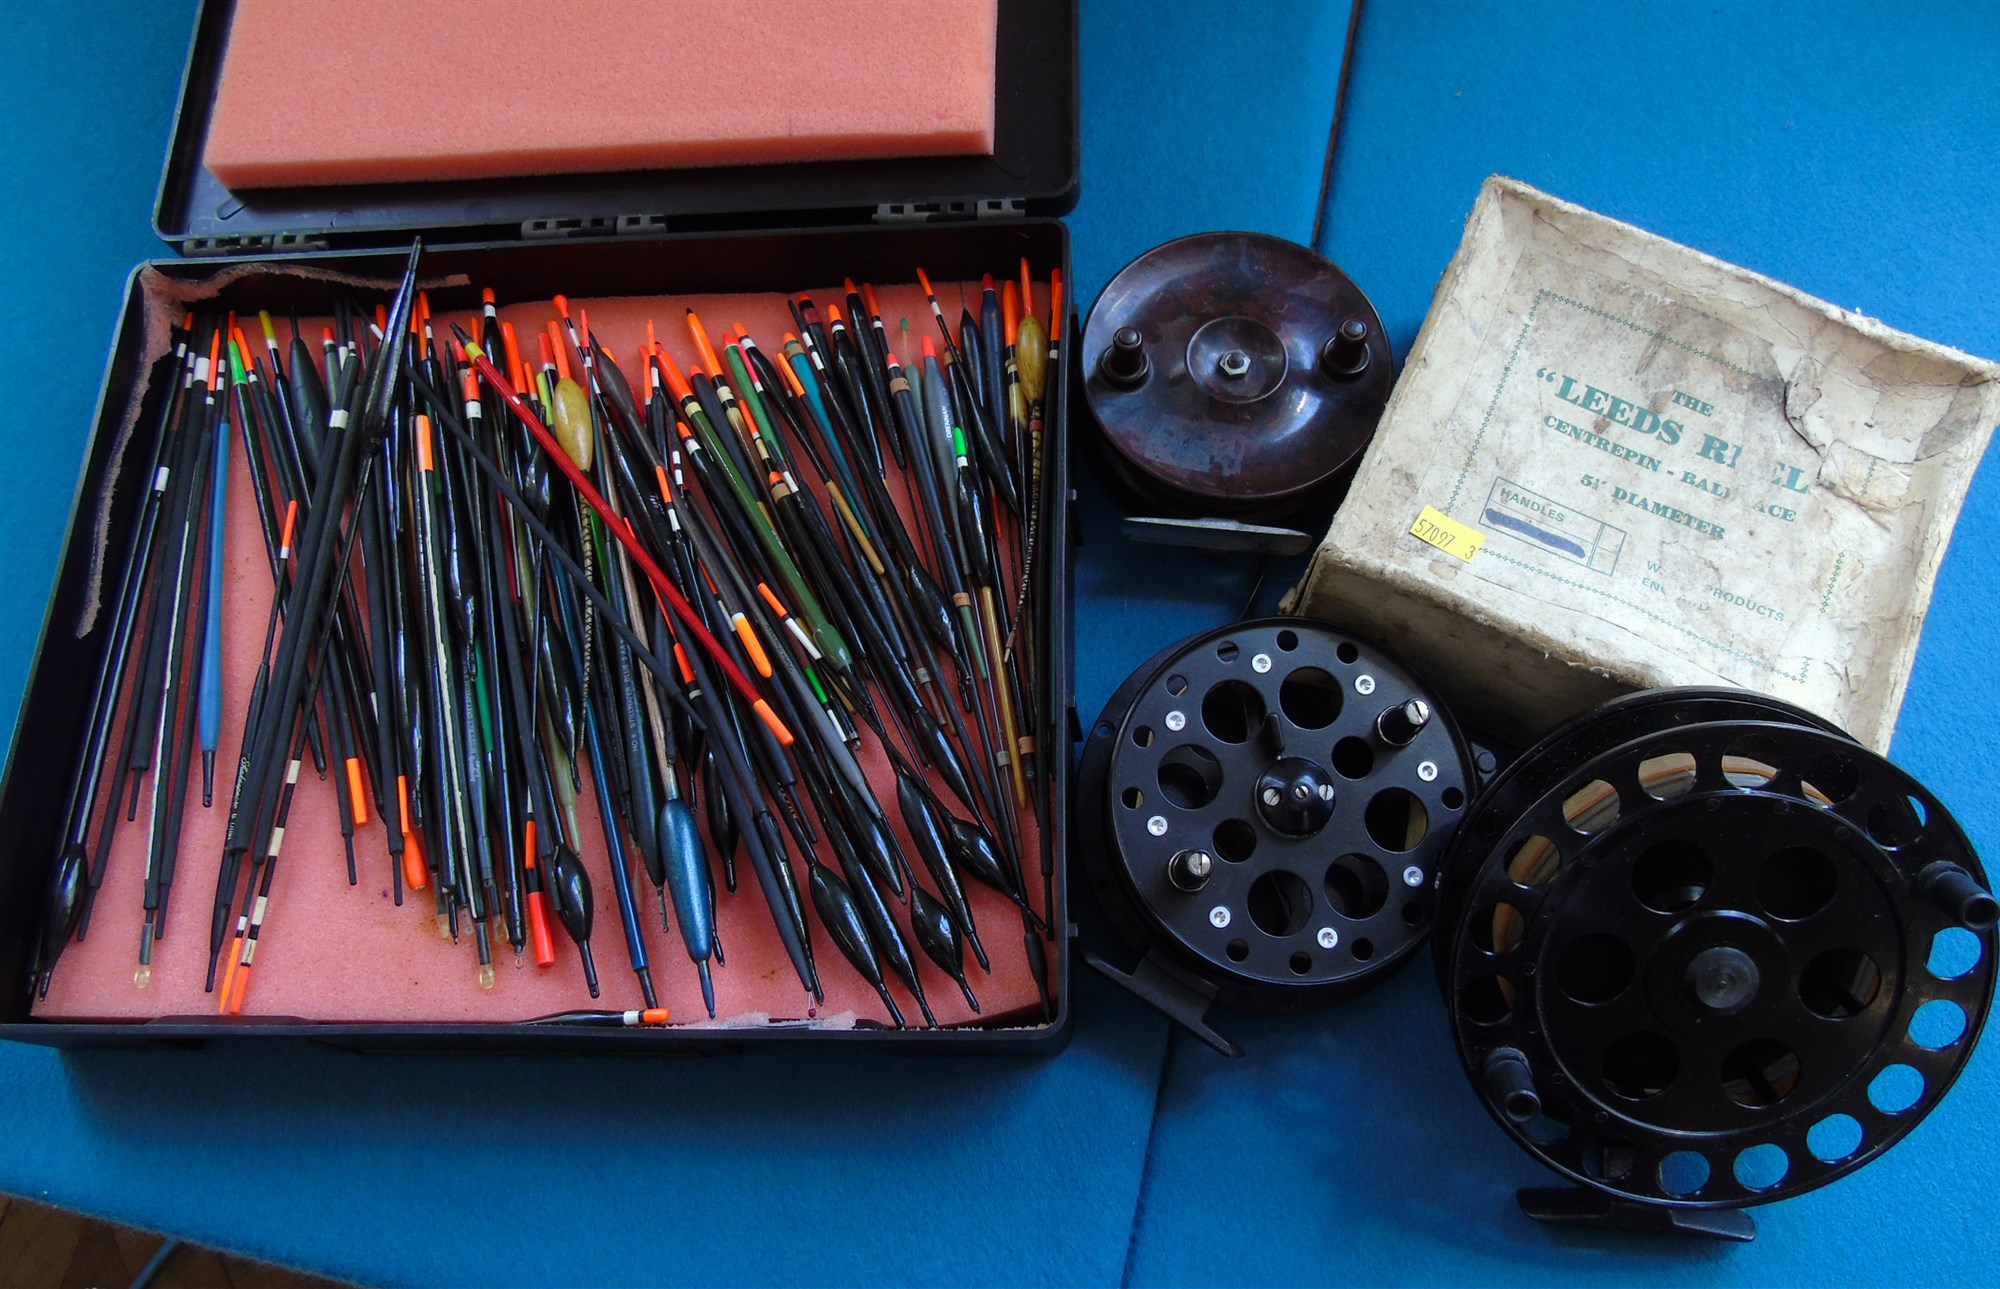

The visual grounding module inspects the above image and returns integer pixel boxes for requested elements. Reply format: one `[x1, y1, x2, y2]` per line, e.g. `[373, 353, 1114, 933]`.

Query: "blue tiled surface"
[1, 1, 1994, 1282]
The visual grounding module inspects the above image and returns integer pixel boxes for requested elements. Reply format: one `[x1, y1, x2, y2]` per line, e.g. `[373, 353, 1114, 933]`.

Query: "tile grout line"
[1119, 1026, 1178, 1288]
[1125, 7, 1365, 1274]
[1312, 0, 1368, 258]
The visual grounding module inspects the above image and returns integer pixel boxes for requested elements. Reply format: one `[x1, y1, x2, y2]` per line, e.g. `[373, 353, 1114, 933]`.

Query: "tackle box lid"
[155, 0, 1078, 257]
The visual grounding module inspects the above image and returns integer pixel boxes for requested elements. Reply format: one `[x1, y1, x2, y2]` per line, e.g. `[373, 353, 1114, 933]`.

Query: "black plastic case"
[0, 0, 1079, 1054]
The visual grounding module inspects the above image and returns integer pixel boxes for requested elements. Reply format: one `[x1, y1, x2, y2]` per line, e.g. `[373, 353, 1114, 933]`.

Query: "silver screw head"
[1402, 865, 1424, 887]
[1317, 783, 1336, 801]
[1262, 787, 1282, 807]
[1218, 349, 1251, 378]
[1209, 906, 1232, 928]
[1292, 783, 1311, 801]
[1355, 674, 1377, 695]
[1316, 927, 1339, 949]
[1251, 652, 1272, 673]
[1147, 815, 1169, 836]
[1165, 709, 1186, 731]
[1418, 760, 1439, 782]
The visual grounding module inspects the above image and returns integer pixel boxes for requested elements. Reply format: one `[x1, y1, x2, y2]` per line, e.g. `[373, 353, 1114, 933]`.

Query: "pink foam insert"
[204, 0, 1000, 190]
[36, 278, 1054, 1032]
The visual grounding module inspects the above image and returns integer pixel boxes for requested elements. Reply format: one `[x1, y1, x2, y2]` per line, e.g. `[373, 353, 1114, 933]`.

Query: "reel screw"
[1418, 760, 1439, 782]
[1209, 906, 1232, 928]
[1355, 674, 1377, 696]
[1218, 348, 1252, 379]
[1165, 709, 1186, 731]
[1099, 325, 1150, 388]
[1168, 849, 1214, 892]
[1321, 317, 1372, 379]
[1377, 698, 1433, 746]
[1403, 865, 1424, 887]
[1263, 787, 1283, 807]
[1252, 652, 1273, 673]
[1317, 927, 1340, 949]
[1318, 783, 1335, 801]
[1147, 815, 1169, 837]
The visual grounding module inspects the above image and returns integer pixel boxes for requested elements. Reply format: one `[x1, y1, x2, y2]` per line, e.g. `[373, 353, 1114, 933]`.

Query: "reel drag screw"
[1255, 758, 1337, 837]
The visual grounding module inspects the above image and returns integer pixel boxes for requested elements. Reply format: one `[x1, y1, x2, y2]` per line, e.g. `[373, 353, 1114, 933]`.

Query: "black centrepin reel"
[1079, 618, 1475, 1054]
[1080, 232, 1392, 554]
[1435, 688, 1996, 1241]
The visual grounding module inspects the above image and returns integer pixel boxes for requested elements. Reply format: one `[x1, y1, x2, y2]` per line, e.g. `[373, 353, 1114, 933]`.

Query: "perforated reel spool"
[1436, 689, 1998, 1209]
[1078, 619, 1474, 1012]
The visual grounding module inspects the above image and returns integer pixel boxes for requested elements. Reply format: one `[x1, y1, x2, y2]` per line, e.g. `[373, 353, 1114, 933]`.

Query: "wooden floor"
[0, 1195, 352, 1289]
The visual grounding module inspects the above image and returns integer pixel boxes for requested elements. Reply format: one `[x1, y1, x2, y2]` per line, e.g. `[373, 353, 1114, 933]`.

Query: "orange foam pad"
[36, 280, 1050, 1029]
[204, 0, 1000, 190]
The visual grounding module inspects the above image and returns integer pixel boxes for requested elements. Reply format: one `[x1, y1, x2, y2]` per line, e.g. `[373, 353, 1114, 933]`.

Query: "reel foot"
[1515, 1188, 1757, 1242]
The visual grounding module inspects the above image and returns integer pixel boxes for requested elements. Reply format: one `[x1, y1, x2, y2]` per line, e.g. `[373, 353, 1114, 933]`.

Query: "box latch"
[522, 213, 670, 240]
[874, 198, 1025, 224]
[183, 231, 332, 257]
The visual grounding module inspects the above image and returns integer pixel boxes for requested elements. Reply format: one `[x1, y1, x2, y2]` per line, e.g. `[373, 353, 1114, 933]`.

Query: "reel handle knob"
[1167, 849, 1214, 893]
[1098, 326, 1150, 389]
[1321, 317, 1373, 378]
[1920, 861, 1999, 930]
[1483, 1047, 1542, 1124]
[1376, 698, 1433, 747]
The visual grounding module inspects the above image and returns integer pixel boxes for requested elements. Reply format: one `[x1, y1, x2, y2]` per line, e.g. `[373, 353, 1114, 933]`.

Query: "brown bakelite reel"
[1081, 233, 1392, 539]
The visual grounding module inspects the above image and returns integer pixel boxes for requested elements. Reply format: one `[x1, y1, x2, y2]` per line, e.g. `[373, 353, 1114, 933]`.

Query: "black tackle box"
[0, 0, 1081, 1054]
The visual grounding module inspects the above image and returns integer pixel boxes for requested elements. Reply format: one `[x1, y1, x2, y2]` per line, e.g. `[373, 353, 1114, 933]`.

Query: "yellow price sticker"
[1409, 505, 1485, 562]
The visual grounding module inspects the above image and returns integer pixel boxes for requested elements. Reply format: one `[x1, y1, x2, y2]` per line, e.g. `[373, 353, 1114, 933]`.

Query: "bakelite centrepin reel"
[1080, 233, 1392, 554]
[1079, 619, 1476, 1054]
[1435, 689, 1997, 1240]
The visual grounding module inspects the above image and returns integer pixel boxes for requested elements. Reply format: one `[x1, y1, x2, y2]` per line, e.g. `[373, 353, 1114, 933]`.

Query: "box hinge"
[182, 231, 331, 257]
[522, 213, 668, 240]
[873, 198, 1025, 224]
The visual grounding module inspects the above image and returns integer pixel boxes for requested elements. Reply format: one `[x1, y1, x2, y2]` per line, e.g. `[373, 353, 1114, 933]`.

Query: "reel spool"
[1435, 689, 1997, 1240]
[1081, 233, 1392, 553]
[1079, 618, 1474, 1054]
